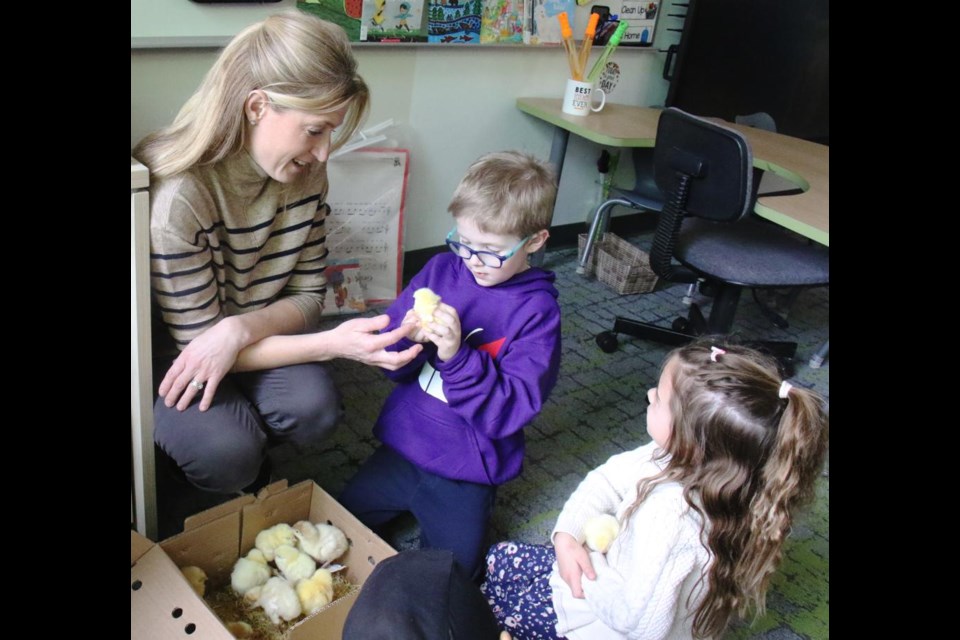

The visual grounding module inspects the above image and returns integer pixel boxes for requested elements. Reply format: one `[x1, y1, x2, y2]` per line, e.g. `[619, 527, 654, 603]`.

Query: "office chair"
[577, 146, 665, 274]
[594, 108, 829, 367]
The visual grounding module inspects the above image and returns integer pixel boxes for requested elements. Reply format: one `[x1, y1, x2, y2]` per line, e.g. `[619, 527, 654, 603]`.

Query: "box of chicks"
[131, 479, 397, 640]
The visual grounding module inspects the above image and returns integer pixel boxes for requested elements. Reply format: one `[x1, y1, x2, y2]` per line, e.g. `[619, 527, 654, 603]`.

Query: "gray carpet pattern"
[270, 233, 830, 639]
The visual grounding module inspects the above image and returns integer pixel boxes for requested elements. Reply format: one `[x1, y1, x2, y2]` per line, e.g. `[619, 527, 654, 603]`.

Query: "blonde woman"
[133, 11, 421, 531]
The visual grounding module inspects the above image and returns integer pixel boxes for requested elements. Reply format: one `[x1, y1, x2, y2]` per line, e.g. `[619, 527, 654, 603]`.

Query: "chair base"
[597, 315, 798, 375]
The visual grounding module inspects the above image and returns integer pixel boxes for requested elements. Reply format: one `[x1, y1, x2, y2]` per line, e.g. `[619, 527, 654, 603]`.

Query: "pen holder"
[562, 79, 606, 116]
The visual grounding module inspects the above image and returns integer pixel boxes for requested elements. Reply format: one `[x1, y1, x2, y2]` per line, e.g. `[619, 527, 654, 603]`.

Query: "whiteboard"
[131, 0, 298, 48]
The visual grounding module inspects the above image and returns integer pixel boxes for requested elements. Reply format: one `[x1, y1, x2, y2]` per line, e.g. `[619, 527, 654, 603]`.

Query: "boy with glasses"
[339, 151, 562, 579]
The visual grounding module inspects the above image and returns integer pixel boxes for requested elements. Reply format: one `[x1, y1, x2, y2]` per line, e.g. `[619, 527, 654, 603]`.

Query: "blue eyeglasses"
[445, 228, 532, 268]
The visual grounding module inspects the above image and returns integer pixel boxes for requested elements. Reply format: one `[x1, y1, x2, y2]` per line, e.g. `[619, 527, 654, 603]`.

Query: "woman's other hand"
[157, 317, 247, 412]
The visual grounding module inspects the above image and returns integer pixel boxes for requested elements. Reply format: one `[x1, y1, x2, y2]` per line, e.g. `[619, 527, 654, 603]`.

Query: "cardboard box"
[131, 479, 397, 639]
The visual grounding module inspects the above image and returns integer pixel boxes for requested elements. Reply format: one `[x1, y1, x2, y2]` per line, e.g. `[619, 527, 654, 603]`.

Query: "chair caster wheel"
[672, 317, 691, 333]
[596, 332, 619, 353]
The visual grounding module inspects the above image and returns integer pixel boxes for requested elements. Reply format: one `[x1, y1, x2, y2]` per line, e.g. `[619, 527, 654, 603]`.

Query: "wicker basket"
[596, 233, 659, 295]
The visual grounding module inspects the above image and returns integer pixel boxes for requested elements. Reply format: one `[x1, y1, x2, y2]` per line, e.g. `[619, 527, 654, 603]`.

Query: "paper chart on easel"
[323, 148, 409, 316]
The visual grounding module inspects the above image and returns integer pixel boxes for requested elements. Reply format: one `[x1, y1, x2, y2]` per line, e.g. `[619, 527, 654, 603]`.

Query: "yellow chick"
[293, 520, 350, 565]
[583, 514, 620, 553]
[225, 621, 253, 638]
[295, 567, 335, 616]
[255, 522, 297, 562]
[231, 547, 272, 596]
[180, 566, 207, 598]
[413, 288, 441, 324]
[274, 544, 317, 583]
[248, 576, 302, 625]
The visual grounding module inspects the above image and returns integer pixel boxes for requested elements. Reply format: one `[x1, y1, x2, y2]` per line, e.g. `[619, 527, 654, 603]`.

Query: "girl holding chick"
[481, 339, 829, 639]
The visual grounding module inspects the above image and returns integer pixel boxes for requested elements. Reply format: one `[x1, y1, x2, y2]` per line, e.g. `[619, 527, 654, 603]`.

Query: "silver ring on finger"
[190, 379, 205, 391]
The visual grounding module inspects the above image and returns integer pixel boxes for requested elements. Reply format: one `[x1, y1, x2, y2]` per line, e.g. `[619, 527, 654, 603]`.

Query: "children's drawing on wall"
[530, 0, 574, 45]
[427, 0, 482, 43]
[297, 0, 363, 41]
[480, 0, 524, 44]
[324, 262, 368, 316]
[361, 0, 429, 41]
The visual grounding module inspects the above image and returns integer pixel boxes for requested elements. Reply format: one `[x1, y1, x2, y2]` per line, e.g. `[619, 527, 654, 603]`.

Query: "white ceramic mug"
[561, 79, 606, 116]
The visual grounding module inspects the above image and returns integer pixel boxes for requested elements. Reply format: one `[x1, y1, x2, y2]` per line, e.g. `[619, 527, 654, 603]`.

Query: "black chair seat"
[677, 218, 829, 288]
[609, 184, 664, 213]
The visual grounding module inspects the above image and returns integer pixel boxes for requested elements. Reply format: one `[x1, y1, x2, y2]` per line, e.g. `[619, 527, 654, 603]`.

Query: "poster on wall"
[615, 0, 659, 46]
[322, 148, 409, 315]
[360, 0, 429, 42]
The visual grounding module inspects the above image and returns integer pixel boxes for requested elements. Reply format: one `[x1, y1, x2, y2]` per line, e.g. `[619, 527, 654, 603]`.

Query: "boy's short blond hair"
[448, 151, 558, 238]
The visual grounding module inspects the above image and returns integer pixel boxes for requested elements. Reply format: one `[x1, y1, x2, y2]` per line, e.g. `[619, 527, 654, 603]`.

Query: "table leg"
[531, 127, 571, 268]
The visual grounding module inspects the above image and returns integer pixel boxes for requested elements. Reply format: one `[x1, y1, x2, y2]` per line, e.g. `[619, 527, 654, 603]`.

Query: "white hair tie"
[709, 346, 726, 362]
[778, 381, 793, 399]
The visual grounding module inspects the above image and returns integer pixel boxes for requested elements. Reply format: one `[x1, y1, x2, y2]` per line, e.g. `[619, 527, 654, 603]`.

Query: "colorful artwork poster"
[297, 0, 362, 42]
[361, 0, 430, 42]
[617, 1, 659, 46]
[530, 0, 575, 45]
[427, 0, 482, 44]
[480, 0, 524, 44]
[322, 262, 369, 315]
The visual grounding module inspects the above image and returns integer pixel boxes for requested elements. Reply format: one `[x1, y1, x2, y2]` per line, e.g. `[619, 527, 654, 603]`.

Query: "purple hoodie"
[375, 252, 561, 486]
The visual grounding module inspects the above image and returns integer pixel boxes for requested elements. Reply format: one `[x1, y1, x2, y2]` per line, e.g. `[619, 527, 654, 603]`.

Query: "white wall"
[131, 3, 680, 251]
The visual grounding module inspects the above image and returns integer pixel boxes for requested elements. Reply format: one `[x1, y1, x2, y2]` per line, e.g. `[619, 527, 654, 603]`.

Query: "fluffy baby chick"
[413, 287, 441, 324]
[231, 548, 272, 596]
[295, 567, 335, 617]
[247, 576, 302, 625]
[255, 522, 297, 562]
[274, 544, 317, 583]
[180, 566, 207, 598]
[293, 520, 350, 565]
[583, 514, 620, 553]
[225, 621, 253, 638]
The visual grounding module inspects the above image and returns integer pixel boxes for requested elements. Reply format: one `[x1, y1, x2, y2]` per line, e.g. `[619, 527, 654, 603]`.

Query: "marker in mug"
[557, 12, 581, 80]
[587, 20, 629, 83]
[578, 13, 601, 83]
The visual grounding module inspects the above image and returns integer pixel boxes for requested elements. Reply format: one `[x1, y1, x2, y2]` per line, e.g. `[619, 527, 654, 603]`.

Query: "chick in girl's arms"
[582, 514, 620, 553]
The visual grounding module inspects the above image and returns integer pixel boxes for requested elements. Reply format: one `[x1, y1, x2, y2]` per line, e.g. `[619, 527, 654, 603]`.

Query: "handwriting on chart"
[338, 241, 390, 255]
[327, 222, 391, 235]
[330, 201, 393, 218]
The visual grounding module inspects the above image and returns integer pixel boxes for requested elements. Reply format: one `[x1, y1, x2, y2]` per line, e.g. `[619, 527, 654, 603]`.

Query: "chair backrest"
[647, 108, 755, 281]
[654, 108, 754, 223]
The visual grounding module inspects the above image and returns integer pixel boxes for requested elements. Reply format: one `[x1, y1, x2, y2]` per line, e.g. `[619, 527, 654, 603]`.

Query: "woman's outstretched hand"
[329, 314, 423, 370]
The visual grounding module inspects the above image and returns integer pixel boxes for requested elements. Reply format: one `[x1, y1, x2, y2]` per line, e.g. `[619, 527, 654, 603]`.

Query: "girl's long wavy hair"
[622, 339, 829, 638]
[133, 11, 369, 179]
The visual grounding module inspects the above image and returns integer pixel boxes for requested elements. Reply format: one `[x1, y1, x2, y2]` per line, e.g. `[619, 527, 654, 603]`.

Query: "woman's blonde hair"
[623, 339, 829, 638]
[133, 11, 369, 178]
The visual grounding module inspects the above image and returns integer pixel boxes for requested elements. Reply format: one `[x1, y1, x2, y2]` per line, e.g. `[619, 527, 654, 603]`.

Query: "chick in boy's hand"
[413, 288, 442, 325]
